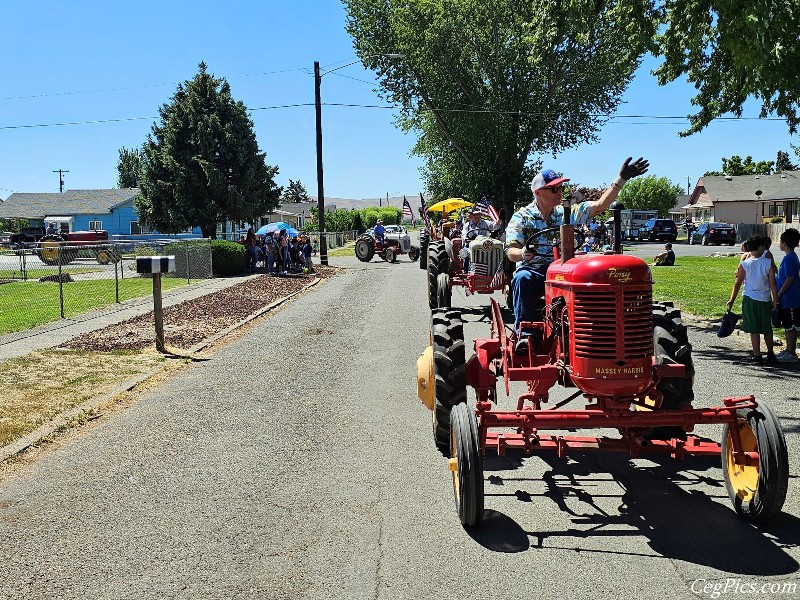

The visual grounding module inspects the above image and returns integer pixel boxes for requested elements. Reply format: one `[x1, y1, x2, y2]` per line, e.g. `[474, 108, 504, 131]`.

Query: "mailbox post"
[136, 256, 176, 353]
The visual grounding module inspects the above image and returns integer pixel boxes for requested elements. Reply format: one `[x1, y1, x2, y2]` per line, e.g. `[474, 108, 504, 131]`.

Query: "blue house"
[0, 188, 144, 235]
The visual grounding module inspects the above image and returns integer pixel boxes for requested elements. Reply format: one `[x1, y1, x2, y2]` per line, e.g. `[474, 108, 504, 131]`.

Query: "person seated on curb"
[653, 242, 675, 266]
[461, 206, 490, 272]
[506, 157, 650, 356]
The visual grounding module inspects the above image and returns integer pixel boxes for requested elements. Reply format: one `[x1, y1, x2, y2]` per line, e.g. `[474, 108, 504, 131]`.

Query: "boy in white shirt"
[726, 235, 778, 364]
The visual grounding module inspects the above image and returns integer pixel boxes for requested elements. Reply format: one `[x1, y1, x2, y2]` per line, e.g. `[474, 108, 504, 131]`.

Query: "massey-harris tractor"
[416, 201, 788, 528]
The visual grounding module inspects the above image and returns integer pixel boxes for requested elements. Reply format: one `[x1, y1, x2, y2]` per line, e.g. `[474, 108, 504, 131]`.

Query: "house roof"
[701, 172, 800, 203]
[0, 188, 138, 219]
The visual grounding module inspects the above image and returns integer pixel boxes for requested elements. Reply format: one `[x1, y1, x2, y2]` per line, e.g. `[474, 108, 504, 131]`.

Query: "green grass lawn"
[652, 255, 741, 320]
[0, 278, 199, 335]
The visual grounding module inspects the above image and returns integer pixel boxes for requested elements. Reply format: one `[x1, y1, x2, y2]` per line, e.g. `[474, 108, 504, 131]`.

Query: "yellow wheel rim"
[40, 240, 60, 262]
[97, 250, 109, 264]
[726, 419, 759, 501]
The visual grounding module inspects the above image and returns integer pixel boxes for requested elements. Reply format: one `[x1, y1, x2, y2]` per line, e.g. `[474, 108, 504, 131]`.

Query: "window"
[130, 221, 142, 235]
[89, 220, 102, 230]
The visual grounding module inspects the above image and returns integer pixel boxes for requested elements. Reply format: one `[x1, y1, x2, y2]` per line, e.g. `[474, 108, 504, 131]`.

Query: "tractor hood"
[547, 253, 652, 286]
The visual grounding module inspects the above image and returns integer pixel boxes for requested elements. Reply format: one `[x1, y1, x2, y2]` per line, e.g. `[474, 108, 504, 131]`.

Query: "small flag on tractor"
[420, 194, 432, 231]
[476, 194, 500, 222]
[470, 262, 489, 276]
[490, 264, 505, 289]
[403, 196, 415, 226]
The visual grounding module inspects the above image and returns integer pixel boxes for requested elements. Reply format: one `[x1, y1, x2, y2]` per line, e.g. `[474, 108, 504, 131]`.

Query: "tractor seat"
[441, 221, 455, 239]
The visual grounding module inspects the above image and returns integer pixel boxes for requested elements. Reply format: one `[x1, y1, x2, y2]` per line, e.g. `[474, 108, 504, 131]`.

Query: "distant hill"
[309, 196, 419, 211]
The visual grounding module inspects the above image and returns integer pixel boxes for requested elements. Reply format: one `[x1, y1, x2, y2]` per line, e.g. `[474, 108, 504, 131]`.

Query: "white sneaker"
[775, 350, 799, 363]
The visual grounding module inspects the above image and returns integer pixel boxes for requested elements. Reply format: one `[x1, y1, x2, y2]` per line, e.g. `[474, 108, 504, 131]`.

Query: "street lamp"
[314, 54, 403, 266]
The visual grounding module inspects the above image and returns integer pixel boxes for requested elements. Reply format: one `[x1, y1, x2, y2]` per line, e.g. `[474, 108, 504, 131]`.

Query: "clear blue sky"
[1, 1, 797, 203]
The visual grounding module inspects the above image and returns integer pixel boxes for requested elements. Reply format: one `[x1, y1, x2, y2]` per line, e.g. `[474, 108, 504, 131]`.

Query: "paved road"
[0, 254, 797, 599]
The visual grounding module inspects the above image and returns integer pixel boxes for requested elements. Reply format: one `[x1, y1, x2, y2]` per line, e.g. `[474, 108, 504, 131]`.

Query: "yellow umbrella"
[426, 198, 474, 214]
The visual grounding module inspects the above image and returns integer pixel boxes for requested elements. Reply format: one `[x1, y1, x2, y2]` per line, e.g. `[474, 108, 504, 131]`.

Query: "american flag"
[476, 194, 500, 222]
[402, 196, 415, 226]
[470, 262, 489, 276]
[420, 194, 432, 231]
[489, 264, 505, 289]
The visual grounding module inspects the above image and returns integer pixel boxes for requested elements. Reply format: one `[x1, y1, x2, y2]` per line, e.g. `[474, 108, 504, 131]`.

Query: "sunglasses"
[547, 185, 564, 193]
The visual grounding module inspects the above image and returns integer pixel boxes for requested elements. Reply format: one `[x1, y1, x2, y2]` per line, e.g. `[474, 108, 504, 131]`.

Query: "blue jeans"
[512, 266, 547, 335]
[248, 246, 260, 272]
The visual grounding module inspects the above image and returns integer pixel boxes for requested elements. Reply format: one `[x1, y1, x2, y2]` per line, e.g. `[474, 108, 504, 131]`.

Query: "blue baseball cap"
[531, 168, 570, 191]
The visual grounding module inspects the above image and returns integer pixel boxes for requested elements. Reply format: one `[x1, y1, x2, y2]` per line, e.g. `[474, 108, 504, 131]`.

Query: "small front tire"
[450, 403, 484, 527]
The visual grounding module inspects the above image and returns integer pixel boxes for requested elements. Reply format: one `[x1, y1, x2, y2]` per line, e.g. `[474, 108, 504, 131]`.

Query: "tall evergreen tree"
[281, 179, 310, 203]
[136, 62, 281, 237]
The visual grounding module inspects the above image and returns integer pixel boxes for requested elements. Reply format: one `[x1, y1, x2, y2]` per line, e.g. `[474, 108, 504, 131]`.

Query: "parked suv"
[637, 218, 677, 242]
[9, 227, 46, 248]
[689, 222, 737, 246]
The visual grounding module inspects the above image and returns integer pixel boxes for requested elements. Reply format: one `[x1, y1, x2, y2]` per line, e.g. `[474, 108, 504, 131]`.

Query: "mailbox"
[136, 256, 176, 274]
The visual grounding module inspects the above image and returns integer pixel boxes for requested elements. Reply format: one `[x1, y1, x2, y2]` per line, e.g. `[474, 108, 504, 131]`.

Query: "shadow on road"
[471, 453, 799, 576]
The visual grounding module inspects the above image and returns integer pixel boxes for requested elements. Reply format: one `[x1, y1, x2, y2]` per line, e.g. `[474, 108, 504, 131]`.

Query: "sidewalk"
[0, 275, 259, 363]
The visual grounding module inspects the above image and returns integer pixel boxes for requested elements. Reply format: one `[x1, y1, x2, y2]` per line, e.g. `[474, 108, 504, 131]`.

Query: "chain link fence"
[0, 240, 212, 332]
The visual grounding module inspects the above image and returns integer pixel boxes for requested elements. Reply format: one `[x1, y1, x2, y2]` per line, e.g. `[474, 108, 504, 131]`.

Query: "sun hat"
[717, 310, 740, 338]
[532, 168, 570, 191]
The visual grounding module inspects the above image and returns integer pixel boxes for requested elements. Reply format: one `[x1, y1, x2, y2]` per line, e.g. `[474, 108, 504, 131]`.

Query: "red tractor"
[354, 226, 420, 263]
[416, 202, 788, 527]
[37, 230, 121, 265]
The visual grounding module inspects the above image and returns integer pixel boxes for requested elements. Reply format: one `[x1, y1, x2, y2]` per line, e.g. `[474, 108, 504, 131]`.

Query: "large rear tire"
[436, 272, 451, 308]
[648, 301, 695, 439]
[355, 237, 375, 262]
[450, 403, 484, 527]
[431, 308, 466, 456]
[419, 231, 429, 270]
[427, 241, 449, 310]
[722, 400, 788, 524]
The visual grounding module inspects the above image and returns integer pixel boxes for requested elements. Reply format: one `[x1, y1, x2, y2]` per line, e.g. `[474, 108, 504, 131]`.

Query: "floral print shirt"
[505, 201, 591, 269]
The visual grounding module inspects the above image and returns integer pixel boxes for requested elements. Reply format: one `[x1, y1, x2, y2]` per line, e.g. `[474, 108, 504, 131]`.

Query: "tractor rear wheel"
[431, 308, 466, 456]
[722, 400, 788, 524]
[408, 245, 420, 262]
[436, 273, 451, 308]
[450, 402, 484, 527]
[38, 237, 62, 265]
[427, 241, 449, 310]
[648, 301, 695, 440]
[355, 237, 375, 262]
[419, 231, 429, 270]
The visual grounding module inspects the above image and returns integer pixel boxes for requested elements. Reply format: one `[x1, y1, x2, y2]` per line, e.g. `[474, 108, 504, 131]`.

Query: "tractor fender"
[416, 345, 435, 411]
[443, 237, 454, 261]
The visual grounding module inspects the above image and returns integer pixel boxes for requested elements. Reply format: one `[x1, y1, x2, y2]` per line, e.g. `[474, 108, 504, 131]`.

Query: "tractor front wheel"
[722, 400, 788, 524]
[648, 302, 695, 440]
[355, 238, 375, 262]
[408, 245, 420, 262]
[427, 241, 449, 310]
[436, 272, 451, 308]
[431, 308, 466, 456]
[450, 402, 484, 527]
[385, 246, 397, 263]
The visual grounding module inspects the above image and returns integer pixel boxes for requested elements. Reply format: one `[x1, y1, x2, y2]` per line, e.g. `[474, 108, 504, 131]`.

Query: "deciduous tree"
[281, 179, 310, 203]
[704, 155, 774, 177]
[116, 147, 143, 188]
[136, 63, 281, 237]
[616, 175, 683, 217]
[344, 0, 656, 215]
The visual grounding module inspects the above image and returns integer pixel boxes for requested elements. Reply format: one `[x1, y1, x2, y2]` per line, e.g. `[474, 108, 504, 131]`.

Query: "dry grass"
[0, 349, 173, 446]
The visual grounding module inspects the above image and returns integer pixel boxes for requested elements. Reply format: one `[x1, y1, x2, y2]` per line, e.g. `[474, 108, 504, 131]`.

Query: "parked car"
[0, 232, 12, 248]
[689, 222, 737, 246]
[9, 227, 46, 248]
[637, 218, 677, 242]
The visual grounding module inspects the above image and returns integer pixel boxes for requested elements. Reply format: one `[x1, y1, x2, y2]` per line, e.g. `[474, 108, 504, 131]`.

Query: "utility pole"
[314, 61, 328, 266]
[53, 169, 69, 193]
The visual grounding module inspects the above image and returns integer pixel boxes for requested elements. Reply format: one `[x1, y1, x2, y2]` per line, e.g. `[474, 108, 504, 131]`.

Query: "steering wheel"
[465, 228, 483, 242]
[524, 227, 586, 255]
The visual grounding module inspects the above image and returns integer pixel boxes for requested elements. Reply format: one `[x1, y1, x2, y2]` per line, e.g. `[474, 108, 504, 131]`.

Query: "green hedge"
[211, 240, 247, 276]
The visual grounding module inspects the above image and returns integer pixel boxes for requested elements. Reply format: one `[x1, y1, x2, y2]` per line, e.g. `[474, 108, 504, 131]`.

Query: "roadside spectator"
[302, 236, 314, 273]
[775, 228, 800, 362]
[279, 229, 289, 275]
[245, 227, 260, 273]
[726, 235, 778, 364]
[653, 242, 675, 266]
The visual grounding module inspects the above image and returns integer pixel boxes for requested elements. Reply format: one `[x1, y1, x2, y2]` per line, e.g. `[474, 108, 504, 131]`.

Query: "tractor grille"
[470, 239, 504, 275]
[572, 288, 653, 359]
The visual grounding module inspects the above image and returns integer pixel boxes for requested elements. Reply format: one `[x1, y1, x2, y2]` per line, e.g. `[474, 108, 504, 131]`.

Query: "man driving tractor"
[506, 157, 650, 355]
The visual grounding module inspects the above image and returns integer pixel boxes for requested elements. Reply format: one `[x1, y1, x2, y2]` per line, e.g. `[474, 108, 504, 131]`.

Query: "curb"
[0, 277, 323, 463]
